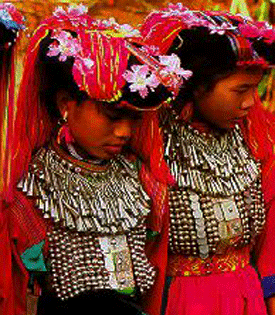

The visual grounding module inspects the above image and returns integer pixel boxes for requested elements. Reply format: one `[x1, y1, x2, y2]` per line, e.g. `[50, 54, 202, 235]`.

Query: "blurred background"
[3, 0, 275, 110]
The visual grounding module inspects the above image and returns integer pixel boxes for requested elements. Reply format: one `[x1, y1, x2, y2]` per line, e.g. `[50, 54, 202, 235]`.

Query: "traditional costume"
[0, 4, 25, 315]
[138, 4, 275, 315]
[1, 4, 188, 315]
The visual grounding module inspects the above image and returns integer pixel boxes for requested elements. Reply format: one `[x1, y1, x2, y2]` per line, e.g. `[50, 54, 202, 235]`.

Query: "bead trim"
[47, 223, 156, 300]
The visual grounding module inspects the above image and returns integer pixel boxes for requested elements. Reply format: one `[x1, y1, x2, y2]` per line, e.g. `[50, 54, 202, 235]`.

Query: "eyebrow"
[233, 80, 262, 89]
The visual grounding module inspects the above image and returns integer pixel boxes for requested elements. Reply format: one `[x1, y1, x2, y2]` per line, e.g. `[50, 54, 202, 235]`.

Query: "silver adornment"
[48, 222, 156, 300]
[17, 146, 151, 233]
[165, 120, 265, 258]
[164, 122, 259, 196]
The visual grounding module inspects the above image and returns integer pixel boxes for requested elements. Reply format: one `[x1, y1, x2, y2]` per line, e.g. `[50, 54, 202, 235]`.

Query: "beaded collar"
[17, 142, 151, 233]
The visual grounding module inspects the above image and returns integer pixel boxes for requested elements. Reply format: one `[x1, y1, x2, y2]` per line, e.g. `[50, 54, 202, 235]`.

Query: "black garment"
[37, 290, 146, 315]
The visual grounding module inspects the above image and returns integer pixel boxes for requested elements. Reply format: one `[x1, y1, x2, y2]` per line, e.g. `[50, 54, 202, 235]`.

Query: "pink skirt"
[164, 265, 267, 315]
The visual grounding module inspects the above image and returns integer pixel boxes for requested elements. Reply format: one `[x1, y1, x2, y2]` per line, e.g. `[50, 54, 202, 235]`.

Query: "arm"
[266, 296, 275, 315]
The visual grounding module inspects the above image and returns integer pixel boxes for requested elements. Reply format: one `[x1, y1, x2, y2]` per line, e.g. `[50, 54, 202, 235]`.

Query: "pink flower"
[68, 4, 88, 16]
[208, 22, 235, 35]
[142, 45, 160, 56]
[159, 53, 193, 80]
[123, 65, 160, 98]
[162, 2, 189, 16]
[47, 31, 82, 62]
[54, 4, 88, 17]
[114, 23, 140, 37]
[0, 3, 24, 26]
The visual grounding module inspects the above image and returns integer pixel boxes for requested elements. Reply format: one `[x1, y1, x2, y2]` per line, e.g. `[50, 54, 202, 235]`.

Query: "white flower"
[53, 4, 88, 17]
[82, 58, 94, 69]
[159, 53, 193, 80]
[123, 65, 160, 98]
[0, 9, 12, 21]
[208, 22, 236, 35]
[47, 31, 82, 62]
[68, 4, 88, 16]
[114, 23, 140, 37]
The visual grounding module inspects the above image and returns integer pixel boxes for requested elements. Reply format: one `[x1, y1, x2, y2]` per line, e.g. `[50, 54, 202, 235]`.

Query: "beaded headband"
[44, 5, 191, 104]
[141, 3, 275, 68]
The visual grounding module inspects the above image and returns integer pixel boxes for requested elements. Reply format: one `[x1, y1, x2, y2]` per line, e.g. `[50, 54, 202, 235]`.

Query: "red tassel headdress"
[140, 3, 275, 66]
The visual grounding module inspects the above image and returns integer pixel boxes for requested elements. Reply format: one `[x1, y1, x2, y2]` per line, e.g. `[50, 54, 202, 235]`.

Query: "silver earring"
[58, 111, 68, 126]
[63, 111, 68, 122]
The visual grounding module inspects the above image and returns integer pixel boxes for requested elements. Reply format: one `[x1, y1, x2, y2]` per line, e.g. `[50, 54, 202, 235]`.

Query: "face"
[61, 98, 142, 160]
[193, 68, 264, 130]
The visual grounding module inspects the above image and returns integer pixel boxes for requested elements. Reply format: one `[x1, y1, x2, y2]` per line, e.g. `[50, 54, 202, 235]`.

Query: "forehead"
[217, 68, 264, 87]
[98, 102, 143, 118]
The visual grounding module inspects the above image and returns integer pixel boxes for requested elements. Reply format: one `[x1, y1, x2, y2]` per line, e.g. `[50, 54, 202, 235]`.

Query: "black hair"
[167, 27, 271, 112]
[167, 28, 237, 110]
[0, 23, 17, 83]
[37, 31, 172, 122]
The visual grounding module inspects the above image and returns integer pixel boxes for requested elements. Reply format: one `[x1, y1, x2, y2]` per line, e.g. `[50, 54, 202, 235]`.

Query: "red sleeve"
[1, 192, 48, 315]
[254, 157, 275, 279]
[142, 207, 170, 315]
[0, 201, 14, 314]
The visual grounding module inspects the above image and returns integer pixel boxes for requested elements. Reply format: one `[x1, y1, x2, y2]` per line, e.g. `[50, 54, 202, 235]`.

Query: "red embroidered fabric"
[166, 246, 250, 277]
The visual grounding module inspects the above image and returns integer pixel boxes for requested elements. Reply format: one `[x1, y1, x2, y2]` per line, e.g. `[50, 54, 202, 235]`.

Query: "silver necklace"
[17, 145, 151, 233]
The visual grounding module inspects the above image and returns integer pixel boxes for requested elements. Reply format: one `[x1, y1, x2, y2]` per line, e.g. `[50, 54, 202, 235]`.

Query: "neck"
[63, 140, 109, 166]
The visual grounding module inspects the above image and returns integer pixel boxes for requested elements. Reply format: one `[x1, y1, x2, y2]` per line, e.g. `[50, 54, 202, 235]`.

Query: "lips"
[103, 144, 125, 155]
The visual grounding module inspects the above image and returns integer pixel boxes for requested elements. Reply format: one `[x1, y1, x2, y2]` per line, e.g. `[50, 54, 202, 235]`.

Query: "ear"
[193, 85, 207, 101]
[56, 90, 76, 118]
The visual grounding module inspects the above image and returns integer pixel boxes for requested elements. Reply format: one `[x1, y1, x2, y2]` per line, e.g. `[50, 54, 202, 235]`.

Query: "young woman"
[2, 4, 190, 315]
[139, 4, 275, 315]
[0, 4, 24, 315]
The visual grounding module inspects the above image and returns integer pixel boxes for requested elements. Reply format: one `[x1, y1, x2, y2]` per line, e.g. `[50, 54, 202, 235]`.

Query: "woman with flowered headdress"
[1, 4, 190, 315]
[0, 3, 24, 315]
[138, 3, 275, 315]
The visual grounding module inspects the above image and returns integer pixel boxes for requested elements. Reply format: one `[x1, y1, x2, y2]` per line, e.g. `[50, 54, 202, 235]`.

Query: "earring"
[63, 111, 68, 123]
[58, 111, 68, 126]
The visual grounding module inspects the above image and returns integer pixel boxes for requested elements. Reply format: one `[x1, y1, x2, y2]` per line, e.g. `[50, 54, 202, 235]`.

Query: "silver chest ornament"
[164, 120, 265, 259]
[17, 146, 155, 299]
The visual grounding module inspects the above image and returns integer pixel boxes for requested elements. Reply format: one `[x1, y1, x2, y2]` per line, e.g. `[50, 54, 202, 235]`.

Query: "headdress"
[0, 3, 24, 199]
[4, 4, 188, 201]
[140, 3, 275, 67]
[34, 4, 190, 104]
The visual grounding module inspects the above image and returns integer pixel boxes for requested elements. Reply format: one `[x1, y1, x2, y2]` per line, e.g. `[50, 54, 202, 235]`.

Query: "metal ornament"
[164, 119, 265, 259]
[17, 144, 151, 233]
[17, 144, 155, 300]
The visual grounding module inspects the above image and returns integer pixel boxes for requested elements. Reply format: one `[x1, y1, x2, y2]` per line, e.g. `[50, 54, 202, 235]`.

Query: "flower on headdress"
[123, 65, 160, 98]
[47, 30, 82, 62]
[0, 3, 24, 30]
[0, 8, 12, 22]
[54, 4, 88, 17]
[161, 2, 189, 17]
[115, 23, 140, 37]
[141, 45, 160, 56]
[208, 22, 236, 35]
[158, 53, 193, 80]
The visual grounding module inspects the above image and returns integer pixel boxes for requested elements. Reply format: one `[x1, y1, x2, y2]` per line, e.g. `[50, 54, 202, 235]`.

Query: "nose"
[240, 89, 256, 111]
[113, 119, 132, 140]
